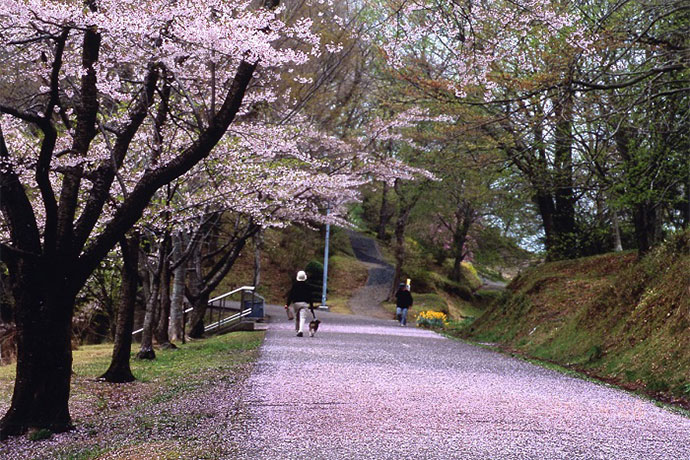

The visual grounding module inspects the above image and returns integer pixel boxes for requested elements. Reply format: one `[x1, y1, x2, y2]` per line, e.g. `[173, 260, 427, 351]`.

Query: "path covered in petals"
[230, 304, 690, 460]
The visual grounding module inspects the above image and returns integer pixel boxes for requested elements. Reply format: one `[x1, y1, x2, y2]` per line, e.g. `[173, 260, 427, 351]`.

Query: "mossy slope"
[465, 231, 690, 405]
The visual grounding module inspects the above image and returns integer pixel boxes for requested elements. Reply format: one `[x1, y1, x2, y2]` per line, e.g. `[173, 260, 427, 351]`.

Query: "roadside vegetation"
[0, 331, 264, 459]
[424, 230, 690, 410]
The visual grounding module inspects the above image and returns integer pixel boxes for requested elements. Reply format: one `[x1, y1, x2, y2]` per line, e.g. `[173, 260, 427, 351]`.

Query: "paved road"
[346, 231, 394, 319]
[231, 305, 690, 459]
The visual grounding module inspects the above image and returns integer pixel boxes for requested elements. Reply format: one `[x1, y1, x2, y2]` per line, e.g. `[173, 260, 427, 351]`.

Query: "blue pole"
[321, 207, 330, 307]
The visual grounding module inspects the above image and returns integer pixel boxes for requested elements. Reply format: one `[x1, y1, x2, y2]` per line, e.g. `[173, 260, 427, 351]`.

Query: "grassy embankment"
[380, 255, 489, 324]
[218, 227, 368, 314]
[217, 225, 495, 319]
[459, 230, 690, 408]
[0, 332, 264, 459]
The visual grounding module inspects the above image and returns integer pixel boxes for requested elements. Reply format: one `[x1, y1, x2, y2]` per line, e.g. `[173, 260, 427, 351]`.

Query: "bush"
[460, 261, 482, 291]
[430, 272, 473, 300]
[305, 260, 324, 301]
[407, 268, 436, 293]
[585, 345, 603, 363]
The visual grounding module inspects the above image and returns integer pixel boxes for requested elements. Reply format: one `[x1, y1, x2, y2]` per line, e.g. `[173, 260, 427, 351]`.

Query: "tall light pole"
[320, 205, 330, 310]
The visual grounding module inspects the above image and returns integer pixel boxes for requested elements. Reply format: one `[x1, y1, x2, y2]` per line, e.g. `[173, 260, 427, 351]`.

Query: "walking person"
[395, 282, 413, 326]
[285, 270, 315, 337]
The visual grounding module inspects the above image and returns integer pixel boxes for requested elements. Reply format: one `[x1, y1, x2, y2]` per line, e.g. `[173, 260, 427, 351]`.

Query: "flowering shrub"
[416, 310, 448, 329]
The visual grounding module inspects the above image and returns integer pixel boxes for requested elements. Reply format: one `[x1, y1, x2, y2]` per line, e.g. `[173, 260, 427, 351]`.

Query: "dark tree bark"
[633, 203, 659, 256]
[388, 180, 424, 300]
[100, 234, 140, 383]
[0, 282, 76, 439]
[0, 266, 75, 439]
[0, 7, 270, 436]
[187, 292, 210, 339]
[492, 93, 579, 260]
[449, 203, 476, 282]
[377, 181, 393, 241]
[154, 243, 175, 349]
[551, 86, 576, 252]
[534, 190, 556, 251]
[186, 219, 259, 338]
[614, 125, 659, 256]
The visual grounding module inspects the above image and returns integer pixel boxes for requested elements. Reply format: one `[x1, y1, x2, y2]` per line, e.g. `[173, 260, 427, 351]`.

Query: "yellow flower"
[417, 310, 448, 324]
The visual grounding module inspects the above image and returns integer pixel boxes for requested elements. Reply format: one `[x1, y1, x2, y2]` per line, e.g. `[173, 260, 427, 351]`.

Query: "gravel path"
[347, 231, 394, 319]
[232, 304, 690, 460]
[480, 277, 508, 291]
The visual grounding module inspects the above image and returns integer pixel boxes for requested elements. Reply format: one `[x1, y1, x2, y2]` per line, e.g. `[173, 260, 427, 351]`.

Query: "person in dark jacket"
[395, 282, 413, 326]
[285, 270, 315, 337]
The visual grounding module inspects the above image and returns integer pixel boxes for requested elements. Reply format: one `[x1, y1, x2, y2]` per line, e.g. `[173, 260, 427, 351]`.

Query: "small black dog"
[308, 319, 321, 337]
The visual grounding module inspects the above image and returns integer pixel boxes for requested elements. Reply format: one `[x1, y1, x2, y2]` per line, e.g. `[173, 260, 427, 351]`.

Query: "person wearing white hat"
[285, 270, 314, 337]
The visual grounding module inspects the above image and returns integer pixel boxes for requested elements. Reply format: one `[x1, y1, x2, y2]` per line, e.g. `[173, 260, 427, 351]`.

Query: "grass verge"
[448, 231, 690, 412]
[444, 332, 690, 419]
[0, 331, 265, 459]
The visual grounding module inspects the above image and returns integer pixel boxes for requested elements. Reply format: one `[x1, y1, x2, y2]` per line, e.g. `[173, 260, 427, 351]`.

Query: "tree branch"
[0, 124, 41, 256]
[36, 27, 70, 251]
[72, 65, 160, 253]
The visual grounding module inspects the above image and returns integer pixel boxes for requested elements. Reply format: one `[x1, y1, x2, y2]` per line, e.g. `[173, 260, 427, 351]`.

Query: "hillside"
[463, 230, 690, 407]
[218, 227, 368, 311]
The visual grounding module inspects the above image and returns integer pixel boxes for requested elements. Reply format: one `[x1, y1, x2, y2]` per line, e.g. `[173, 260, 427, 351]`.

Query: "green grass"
[326, 296, 355, 315]
[454, 230, 690, 411]
[0, 332, 264, 387]
[0, 332, 265, 459]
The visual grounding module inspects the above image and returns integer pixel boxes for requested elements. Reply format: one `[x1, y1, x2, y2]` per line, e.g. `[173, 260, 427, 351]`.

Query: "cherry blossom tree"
[0, 0, 329, 438]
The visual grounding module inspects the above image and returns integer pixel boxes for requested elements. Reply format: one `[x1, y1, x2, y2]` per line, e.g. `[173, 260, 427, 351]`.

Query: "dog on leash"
[308, 319, 321, 337]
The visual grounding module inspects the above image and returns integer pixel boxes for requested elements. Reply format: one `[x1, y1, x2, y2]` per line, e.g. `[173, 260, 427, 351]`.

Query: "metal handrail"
[132, 286, 263, 336]
[208, 286, 256, 304]
[204, 308, 252, 332]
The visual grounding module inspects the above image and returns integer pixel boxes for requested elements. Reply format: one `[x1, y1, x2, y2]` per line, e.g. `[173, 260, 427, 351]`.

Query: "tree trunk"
[612, 208, 623, 252]
[169, 264, 186, 343]
[137, 242, 164, 360]
[388, 181, 423, 300]
[187, 292, 210, 339]
[253, 230, 263, 287]
[634, 202, 658, 257]
[100, 234, 139, 383]
[377, 181, 391, 241]
[169, 233, 186, 343]
[0, 267, 75, 439]
[450, 204, 474, 282]
[137, 281, 158, 360]
[534, 190, 556, 252]
[154, 248, 175, 350]
[551, 85, 577, 259]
